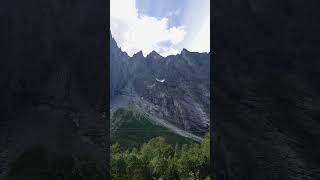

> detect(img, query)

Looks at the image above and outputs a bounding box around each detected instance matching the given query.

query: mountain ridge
[110,33,210,139]
[111,33,208,58]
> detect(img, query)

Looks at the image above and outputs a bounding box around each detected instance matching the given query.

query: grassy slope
[111,108,193,149]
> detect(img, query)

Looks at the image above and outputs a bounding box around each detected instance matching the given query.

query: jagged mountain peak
[146,50,162,59]
[110,35,129,58]
[181,48,190,54]
[110,36,210,137]
[132,51,144,59]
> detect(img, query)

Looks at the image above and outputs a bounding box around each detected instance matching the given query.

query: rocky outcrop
[213,0,320,179]
[0,1,108,179]
[110,35,210,136]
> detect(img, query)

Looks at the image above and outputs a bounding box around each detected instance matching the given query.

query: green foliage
[111,133,210,180]
[112,108,192,149]
[8,144,106,180]
[111,108,210,179]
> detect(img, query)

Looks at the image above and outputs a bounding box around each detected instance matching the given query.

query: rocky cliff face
[110,34,210,137]
[213,0,320,179]
[0,1,108,179]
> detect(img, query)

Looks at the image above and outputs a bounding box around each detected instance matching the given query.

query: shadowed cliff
[213,0,320,179]
[0,1,108,179]
[110,34,210,138]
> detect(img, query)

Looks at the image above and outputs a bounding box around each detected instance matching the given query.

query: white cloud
[110,0,186,57]
[186,16,210,52]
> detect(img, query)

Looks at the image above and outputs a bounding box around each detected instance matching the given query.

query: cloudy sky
[110,0,210,57]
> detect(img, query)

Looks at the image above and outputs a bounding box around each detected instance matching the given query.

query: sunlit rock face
[213,0,320,179]
[110,35,210,137]
[0,1,108,179]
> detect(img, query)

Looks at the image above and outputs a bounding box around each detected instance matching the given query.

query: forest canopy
[111,133,210,180]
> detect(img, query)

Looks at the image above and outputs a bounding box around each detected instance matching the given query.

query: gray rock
[110,35,210,137]
[213,0,320,179]
[0,1,108,178]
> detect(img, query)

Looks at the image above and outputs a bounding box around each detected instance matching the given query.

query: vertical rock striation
[0,1,108,179]
[213,0,320,179]
[110,35,210,137]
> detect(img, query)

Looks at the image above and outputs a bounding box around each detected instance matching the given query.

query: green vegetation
[7,144,106,180]
[111,108,210,179]
[111,134,210,180]
[112,108,192,149]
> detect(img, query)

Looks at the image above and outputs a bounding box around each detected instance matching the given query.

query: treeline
[112,108,191,149]
[111,133,210,180]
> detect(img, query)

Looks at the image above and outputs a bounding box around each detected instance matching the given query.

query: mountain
[0,1,108,179]
[110,33,210,140]
[111,108,192,149]
[213,1,320,179]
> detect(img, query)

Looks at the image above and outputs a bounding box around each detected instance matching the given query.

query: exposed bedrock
[213,0,320,179]
[0,1,108,179]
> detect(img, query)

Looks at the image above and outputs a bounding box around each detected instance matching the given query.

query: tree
[111,133,210,180]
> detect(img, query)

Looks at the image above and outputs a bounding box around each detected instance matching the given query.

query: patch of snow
[155,78,165,83]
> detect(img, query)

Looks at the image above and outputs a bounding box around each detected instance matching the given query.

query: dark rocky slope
[110,34,210,138]
[213,0,320,179]
[0,1,108,179]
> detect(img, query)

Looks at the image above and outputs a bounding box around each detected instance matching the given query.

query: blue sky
[136,0,186,27]
[111,0,210,57]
